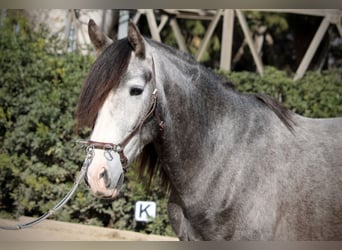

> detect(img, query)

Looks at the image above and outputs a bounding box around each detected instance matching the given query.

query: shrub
[217,66,342,118]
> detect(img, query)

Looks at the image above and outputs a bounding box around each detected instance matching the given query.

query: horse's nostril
[99,168,111,188]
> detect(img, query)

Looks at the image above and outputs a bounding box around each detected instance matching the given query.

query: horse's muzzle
[85,161,124,199]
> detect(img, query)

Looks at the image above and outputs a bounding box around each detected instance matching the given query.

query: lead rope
[0,146,94,230]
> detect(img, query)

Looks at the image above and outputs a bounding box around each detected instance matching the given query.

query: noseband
[77,57,164,172]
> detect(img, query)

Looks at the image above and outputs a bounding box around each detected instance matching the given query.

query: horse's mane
[254,93,295,132]
[76,38,132,129]
[218,80,294,132]
[138,143,171,193]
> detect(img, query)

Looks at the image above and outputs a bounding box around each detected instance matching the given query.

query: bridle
[76,56,164,172]
[0,57,164,230]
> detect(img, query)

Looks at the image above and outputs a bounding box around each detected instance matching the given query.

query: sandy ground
[0,216,178,241]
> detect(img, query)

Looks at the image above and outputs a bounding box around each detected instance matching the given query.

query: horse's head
[76,20,162,199]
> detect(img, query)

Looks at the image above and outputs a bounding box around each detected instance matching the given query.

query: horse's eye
[130,88,143,96]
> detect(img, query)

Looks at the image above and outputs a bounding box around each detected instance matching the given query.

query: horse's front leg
[167,193,200,240]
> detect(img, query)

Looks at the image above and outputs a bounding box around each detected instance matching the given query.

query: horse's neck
[155,53,250,193]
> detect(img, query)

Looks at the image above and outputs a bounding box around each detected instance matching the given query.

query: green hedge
[0,17,341,237]
[218,67,342,118]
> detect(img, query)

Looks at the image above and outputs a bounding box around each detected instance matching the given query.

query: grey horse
[76,20,342,240]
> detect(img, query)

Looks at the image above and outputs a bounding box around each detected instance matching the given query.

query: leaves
[0,15,92,220]
[217,66,342,118]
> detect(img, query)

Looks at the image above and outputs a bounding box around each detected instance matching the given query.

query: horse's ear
[127,20,146,59]
[88,19,112,55]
